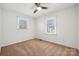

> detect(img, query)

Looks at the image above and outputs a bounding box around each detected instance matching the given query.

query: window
[45,17,56,34]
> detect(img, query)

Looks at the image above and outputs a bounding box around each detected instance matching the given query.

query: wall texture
[0,8,1,43]
[1,8,35,47]
[36,6,78,48]
[0,8,2,52]
[77,4,79,49]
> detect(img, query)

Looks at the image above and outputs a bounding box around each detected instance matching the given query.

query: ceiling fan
[33,3,48,13]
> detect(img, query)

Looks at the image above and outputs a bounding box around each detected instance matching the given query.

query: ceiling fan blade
[35,3,40,7]
[33,9,37,13]
[42,7,48,9]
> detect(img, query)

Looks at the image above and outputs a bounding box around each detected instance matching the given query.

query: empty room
[0,3,79,56]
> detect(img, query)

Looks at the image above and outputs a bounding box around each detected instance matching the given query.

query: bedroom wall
[0,8,2,52]
[36,5,78,48]
[77,4,79,49]
[0,8,1,43]
[1,8,35,47]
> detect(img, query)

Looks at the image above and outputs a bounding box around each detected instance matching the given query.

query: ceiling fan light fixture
[36,7,42,11]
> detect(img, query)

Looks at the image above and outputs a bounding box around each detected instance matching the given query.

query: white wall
[0,8,2,51]
[77,4,79,49]
[0,8,1,40]
[1,8,35,47]
[0,8,2,46]
[36,6,78,48]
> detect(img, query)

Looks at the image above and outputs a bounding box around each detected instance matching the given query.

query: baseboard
[35,38,78,50]
[1,38,34,47]
[1,38,79,51]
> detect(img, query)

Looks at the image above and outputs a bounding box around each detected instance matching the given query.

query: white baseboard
[0,38,78,50]
[36,38,78,49]
[0,38,34,47]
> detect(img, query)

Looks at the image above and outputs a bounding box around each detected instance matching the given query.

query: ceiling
[0,3,77,18]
